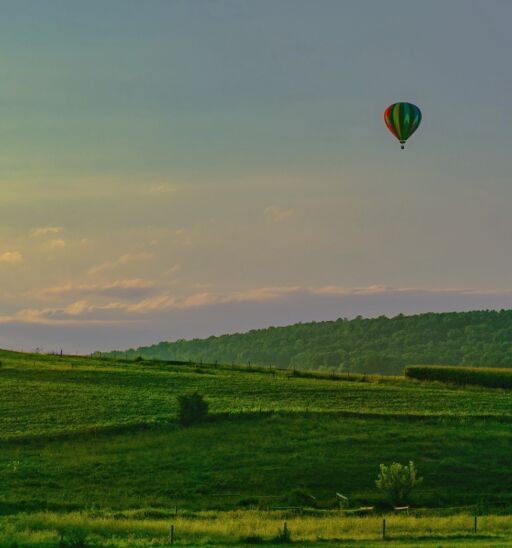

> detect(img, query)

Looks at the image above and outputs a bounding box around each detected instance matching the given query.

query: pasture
[1,350,512,545]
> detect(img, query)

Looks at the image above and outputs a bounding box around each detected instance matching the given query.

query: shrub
[283,488,317,507]
[273,522,292,543]
[405,365,512,389]
[177,391,209,426]
[376,461,422,506]
[239,534,264,544]
[237,497,260,508]
[58,526,88,548]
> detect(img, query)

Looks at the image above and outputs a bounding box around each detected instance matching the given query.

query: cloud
[31,226,64,238]
[38,285,409,317]
[147,184,177,194]
[264,206,294,222]
[39,279,156,300]
[7,301,126,325]
[0,287,296,324]
[42,238,67,250]
[0,251,23,264]
[9,285,512,341]
[88,252,153,275]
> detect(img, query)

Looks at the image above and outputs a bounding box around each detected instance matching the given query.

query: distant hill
[103,310,512,375]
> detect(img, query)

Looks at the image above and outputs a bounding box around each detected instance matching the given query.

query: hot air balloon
[384,102,422,149]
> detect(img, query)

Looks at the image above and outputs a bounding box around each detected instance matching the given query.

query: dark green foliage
[58,526,88,548]
[177,391,209,426]
[103,310,512,375]
[237,497,260,508]
[240,534,264,544]
[282,489,317,508]
[406,365,512,389]
[273,522,292,543]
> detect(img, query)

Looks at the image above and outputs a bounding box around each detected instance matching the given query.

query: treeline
[102,310,512,375]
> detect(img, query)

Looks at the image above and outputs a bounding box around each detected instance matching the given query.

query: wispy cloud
[30,226,64,238]
[264,206,294,222]
[0,251,23,264]
[41,238,67,250]
[88,252,153,275]
[147,184,177,194]
[39,279,156,300]
[6,301,126,325]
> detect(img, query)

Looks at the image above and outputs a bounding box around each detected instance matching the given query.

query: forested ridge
[104,310,512,375]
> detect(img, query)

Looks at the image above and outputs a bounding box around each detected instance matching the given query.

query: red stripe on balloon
[384,105,399,140]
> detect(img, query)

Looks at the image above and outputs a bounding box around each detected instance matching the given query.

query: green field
[1,350,512,546]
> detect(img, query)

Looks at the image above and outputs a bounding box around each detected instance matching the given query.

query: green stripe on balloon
[393,104,402,141]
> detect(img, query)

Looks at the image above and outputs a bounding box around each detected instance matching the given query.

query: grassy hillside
[102,309,512,375]
[2,349,512,545]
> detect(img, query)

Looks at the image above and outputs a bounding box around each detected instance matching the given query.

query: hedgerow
[405,365,512,389]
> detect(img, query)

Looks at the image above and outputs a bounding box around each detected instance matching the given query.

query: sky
[1,0,512,353]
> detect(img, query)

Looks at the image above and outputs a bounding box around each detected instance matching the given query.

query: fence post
[382,518,386,540]
[474,515,477,533]
[169,524,174,545]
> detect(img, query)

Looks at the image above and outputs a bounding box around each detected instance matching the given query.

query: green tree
[177,391,209,426]
[375,461,422,506]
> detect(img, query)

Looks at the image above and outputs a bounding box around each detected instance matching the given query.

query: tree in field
[375,461,422,506]
[177,391,209,426]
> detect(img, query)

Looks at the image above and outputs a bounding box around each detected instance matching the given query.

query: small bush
[273,522,292,543]
[376,461,422,506]
[177,391,209,426]
[282,488,317,507]
[237,497,260,508]
[239,534,264,544]
[58,526,88,548]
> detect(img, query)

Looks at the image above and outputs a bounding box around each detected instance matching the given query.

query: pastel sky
[1,1,512,353]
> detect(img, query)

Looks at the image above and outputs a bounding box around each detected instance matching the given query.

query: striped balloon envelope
[384,102,422,149]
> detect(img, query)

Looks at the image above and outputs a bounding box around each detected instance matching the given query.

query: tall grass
[3,510,512,545]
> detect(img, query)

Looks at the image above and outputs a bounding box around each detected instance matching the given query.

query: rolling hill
[103,309,512,375]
